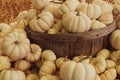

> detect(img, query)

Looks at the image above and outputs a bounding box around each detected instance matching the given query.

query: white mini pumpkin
[62,12,91,33]
[2,31,30,61]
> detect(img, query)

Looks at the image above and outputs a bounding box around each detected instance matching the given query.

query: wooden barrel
[26,21,116,59]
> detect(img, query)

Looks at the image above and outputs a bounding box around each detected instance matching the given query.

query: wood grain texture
[26,21,116,59]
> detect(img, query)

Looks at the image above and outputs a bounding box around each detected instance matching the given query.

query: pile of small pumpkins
[0,0,120,80]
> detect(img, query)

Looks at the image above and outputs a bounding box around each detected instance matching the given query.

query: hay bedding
[0,0,31,23]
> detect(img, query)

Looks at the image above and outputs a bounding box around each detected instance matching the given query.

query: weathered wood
[26,21,116,59]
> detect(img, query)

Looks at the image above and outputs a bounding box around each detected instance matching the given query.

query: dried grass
[0,0,32,23]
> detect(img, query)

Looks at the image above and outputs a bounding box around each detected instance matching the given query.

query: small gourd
[106,60,116,69]
[26,74,39,80]
[100,68,117,80]
[96,49,111,59]
[25,44,42,62]
[0,56,11,71]
[41,50,56,61]
[14,60,31,71]
[90,57,106,74]
[39,61,56,77]
[110,30,120,50]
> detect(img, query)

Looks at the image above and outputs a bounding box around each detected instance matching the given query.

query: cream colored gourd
[17,19,28,29]
[0,23,11,38]
[98,13,113,25]
[2,31,30,61]
[61,28,68,34]
[93,0,113,15]
[31,0,50,11]
[43,3,61,18]
[90,57,106,74]
[14,60,31,71]
[0,69,26,80]
[0,56,11,71]
[35,60,43,68]
[114,0,120,4]
[16,11,28,22]
[25,44,42,62]
[11,28,26,35]
[47,28,59,34]
[91,20,106,30]
[41,50,56,61]
[26,9,37,21]
[110,51,120,64]
[56,0,79,19]
[39,61,56,77]
[96,49,111,59]
[106,60,116,69]
[53,19,63,32]
[62,12,91,33]
[100,68,117,80]
[40,75,60,80]
[55,57,69,69]
[72,56,90,63]
[60,60,96,80]
[26,74,39,80]
[94,74,101,80]
[29,11,54,33]
[77,3,101,19]
[116,65,120,75]
[110,30,120,50]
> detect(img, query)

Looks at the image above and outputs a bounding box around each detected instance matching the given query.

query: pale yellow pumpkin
[55,57,69,69]
[47,28,59,34]
[100,68,117,80]
[116,65,120,75]
[110,30,120,50]
[2,31,30,61]
[90,57,106,74]
[91,20,106,30]
[53,19,63,32]
[61,28,68,34]
[26,9,37,21]
[96,49,111,59]
[29,11,54,33]
[10,22,17,29]
[93,0,113,15]
[60,61,96,80]
[114,0,120,4]
[25,44,42,62]
[26,74,39,80]
[39,61,56,77]
[62,12,91,33]
[16,19,28,29]
[0,69,26,80]
[106,60,116,69]
[72,56,90,63]
[0,56,11,71]
[40,74,60,80]
[14,60,31,71]
[11,28,26,35]
[77,3,101,19]
[56,0,79,19]
[43,3,61,18]
[16,11,28,22]
[0,23,11,38]
[31,0,50,11]
[98,13,113,25]
[110,51,120,64]
[94,74,101,80]
[41,50,56,61]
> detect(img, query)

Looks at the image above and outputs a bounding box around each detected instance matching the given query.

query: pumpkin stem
[78,56,92,62]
